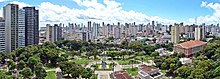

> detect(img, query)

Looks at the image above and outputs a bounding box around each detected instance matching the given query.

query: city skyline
[1,0,220,27]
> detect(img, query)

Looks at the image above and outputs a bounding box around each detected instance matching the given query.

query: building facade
[18,9,25,48]
[138,64,163,79]
[174,40,207,57]
[0,18,5,52]
[4,4,19,53]
[195,26,201,40]
[46,24,62,42]
[171,23,180,44]
[23,7,39,46]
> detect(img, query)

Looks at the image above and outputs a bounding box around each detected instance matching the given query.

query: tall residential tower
[3,4,19,53]
[23,7,39,46]
[171,23,180,44]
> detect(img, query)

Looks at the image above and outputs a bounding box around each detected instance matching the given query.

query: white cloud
[188,1,220,24]
[0,0,7,2]
[4,0,178,27]
[0,9,2,17]
[10,1,31,8]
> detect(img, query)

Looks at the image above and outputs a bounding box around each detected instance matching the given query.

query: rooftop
[174,40,207,49]
[139,64,158,73]
[112,71,134,79]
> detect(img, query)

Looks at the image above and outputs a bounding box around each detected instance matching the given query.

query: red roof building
[138,64,163,79]
[174,40,207,57]
[111,71,134,79]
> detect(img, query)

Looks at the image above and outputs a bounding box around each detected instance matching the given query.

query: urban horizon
[1,0,220,27]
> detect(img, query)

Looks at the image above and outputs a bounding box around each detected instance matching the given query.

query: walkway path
[95,71,112,79]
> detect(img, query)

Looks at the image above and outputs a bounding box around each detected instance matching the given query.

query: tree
[59,62,75,77]
[167,43,173,51]
[188,69,205,79]
[0,70,12,79]
[81,68,93,79]
[20,67,33,79]
[27,56,40,69]
[58,54,69,62]
[174,66,192,78]
[59,61,82,78]
[34,63,47,79]
[18,60,25,70]
[106,51,117,60]
[91,50,101,60]
[150,51,159,57]
[161,62,168,70]
[71,65,82,79]
[128,41,144,52]
[108,36,114,41]
[121,51,128,60]
[168,63,176,74]
[213,66,220,77]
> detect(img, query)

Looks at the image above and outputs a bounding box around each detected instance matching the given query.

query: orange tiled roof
[175,40,207,49]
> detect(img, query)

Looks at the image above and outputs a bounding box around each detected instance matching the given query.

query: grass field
[115,60,140,65]
[71,58,94,65]
[124,68,139,76]
[46,71,57,79]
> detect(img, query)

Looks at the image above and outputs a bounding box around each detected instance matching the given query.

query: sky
[0,0,220,27]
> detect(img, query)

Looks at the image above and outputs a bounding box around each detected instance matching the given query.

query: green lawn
[115,60,140,65]
[45,67,56,70]
[124,68,139,76]
[95,64,113,70]
[134,55,153,62]
[46,71,57,79]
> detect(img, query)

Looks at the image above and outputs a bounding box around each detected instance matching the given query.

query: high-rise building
[0,18,5,52]
[46,24,62,42]
[201,23,206,40]
[23,7,39,46]
[92,22,99,39]
[195,26,201,40]
[195,24,206,40]
[4,4,19,53]
[171,23,180,44]
[88,21,92,31]
[179,23,185,34]
[39,27,46,45]
[152,21,155,32]
[114,22,121,39]
[18,9,25,48]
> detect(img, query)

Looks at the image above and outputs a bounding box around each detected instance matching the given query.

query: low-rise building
[138,64,163,79]
[173,40,207,57]
[111,71,134,79]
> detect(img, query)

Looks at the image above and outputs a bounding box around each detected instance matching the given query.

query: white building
[4,4,19,53]
[138,64,163,79]
[171,23,180,44]
[195,26,201,40]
